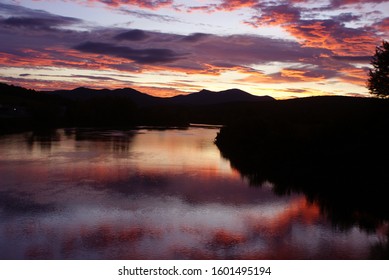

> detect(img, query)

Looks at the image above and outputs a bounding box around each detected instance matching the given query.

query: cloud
[182,34,328,64]
[241,65,340,84]
[331,13,362,22]
[0,3,52,17]
[284,88,312,94]
[186,5,218,13]
[338,66,369,86]
[288,20,375,55]
[0,2,377,92]
[0,3,82,32]
[74,41,185,64]
[216,0,260,11]
[0,18,336,83]
[118,8,180,22]
[253,4,301,26]
[330,0,388,7]
[279,67,336,81]
[87,0,173,9]
[181,33,209,43]
[1,16,82,31]
[246,4,378,57]
[114,29,149,41]
[0,15,368,90]
[373,17,389,36]
[331,55,371,63]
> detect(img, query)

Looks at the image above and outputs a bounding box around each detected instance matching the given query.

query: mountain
[48,87,274,107]
[50,87,163,107]
[1,82,276,130]
[170,89,274,105]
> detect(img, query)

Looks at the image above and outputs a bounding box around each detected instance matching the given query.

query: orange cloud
[280,68,325,81]
[241,66,335,84]
[0,48,127,70]
[247,4,379,57]
[216,0,259,11]
[338,66,369,86]
[285,22,376,56]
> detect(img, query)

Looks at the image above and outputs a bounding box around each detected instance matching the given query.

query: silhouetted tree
[368,41,389,98]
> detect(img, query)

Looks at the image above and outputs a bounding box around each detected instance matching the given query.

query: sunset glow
[1,0,388,98]
[0,128,379,259]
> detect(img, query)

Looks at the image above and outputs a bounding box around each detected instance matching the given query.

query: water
[0,127,385,259]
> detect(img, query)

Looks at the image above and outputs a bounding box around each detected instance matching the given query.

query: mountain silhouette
[1,82,275,130]
[169,89,274,105]
[50,87,163,107]
[49,87,274,107]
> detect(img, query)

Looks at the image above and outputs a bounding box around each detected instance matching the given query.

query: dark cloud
[71,74,134,82]
[190,34,331,65]
[0,3,49,17]
[74,41,184,64]
[1,16,82,31]
[181,33,209,43]
[284,88,311,94]
[332,55,371,62]
[34,73,134,82]
[114,29,149,41]
[0,3,82,32]
[331,13,362,22]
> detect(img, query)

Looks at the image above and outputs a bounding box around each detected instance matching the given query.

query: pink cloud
[216,0,260,11]
[246,4,378,57]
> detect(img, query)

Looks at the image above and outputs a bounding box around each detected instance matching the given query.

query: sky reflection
[0,128,383,259]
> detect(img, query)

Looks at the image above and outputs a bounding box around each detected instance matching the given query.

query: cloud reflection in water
[0,128,382,259]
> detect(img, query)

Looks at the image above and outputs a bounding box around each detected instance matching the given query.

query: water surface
[0,127,385,259]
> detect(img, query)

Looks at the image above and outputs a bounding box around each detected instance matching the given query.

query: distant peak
[221,88,250,94]
[74,86,90,91]
[198,89,213,94]
[71,87,102,93]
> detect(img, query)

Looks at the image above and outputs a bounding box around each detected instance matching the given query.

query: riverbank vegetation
[215,96,389,245]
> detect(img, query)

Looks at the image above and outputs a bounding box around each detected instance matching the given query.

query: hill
[0,82,275,130]
[48,87,274,107]
[169,89,274,105]
[49,87,163,107]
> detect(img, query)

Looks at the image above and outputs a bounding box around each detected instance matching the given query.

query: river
[0,127,385,259]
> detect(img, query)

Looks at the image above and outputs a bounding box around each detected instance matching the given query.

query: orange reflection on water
[8,194,372,259]
[0,128,382,259]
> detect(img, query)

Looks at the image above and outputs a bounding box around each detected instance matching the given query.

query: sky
[0,0,388,98]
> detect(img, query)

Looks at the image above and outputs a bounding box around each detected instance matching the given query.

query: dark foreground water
[0,127,386,259]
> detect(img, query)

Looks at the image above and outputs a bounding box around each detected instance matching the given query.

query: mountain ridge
[46,86,274,107]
